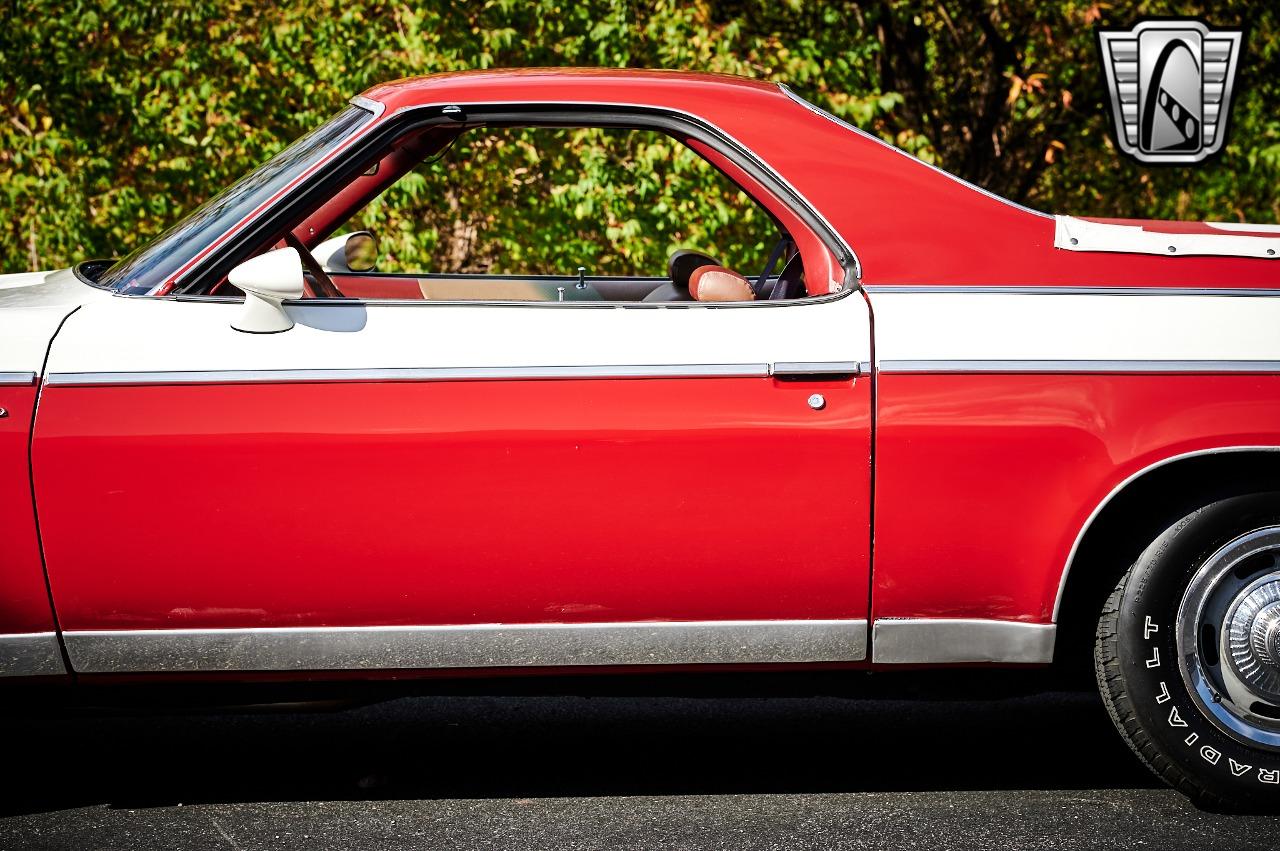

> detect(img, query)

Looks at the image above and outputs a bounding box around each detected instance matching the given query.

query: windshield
[94,104,375,295]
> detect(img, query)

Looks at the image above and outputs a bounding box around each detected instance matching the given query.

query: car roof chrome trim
[62,619,869,672]
[0,371,37,386]
[1054,447,1280,621]
[348,95,387,118]
[778,84,1051,220]
[864,285,1280,297]
[879,359,1280,374]
[45,363,774,387]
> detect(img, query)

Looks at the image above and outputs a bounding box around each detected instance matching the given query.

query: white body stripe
[45,292,872,377]
[0,316,66,375]
[870,291,1280,368]
[0,270,107,374]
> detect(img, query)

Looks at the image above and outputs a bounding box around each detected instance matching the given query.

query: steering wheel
[769,252,805,300]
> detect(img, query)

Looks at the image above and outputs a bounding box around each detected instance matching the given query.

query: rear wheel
[1095,492,1280,811]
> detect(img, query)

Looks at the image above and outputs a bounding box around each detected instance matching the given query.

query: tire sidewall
[1118,494,1280,805]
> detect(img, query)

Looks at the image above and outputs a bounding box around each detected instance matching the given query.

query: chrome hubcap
[1178,526,1280,750]
[1226,581,1280,703]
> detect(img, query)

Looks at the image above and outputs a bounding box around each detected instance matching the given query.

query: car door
[32,289,873,673]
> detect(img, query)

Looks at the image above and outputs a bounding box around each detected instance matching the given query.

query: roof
[361,68,786,113]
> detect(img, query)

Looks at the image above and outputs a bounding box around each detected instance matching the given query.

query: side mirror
[228,247,305,334]
[311,231,379,274]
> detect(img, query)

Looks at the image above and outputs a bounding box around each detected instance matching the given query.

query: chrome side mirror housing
[311,231,379,274]
[228,247,305,334]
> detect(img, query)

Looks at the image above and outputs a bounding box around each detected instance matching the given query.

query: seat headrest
[689,266,755,302]
[667,250,720,293]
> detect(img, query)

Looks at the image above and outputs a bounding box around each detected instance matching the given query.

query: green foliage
[355,127,768,275]
[2,1,1277,274]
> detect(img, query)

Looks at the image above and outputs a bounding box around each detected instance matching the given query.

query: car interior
[205,122,816,305]
[288,240,807,304]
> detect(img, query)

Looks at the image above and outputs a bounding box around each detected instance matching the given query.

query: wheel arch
[1053,446,1280,675]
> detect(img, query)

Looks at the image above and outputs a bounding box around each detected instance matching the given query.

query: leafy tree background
[348,126,774,275]
[1,0,1276,275]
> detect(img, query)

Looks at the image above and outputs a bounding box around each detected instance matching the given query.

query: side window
[266,122,831,304]
[353,127,769,279]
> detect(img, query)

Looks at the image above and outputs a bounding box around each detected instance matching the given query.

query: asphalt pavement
[3,673,1278,849]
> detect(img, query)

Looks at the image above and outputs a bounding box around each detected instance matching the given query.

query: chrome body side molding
[871,618,1056,665]
[46,364,770,387]
[63,619,869,673]
[0,632,67,677]
[879,359,1280,374]
[44,360,1280,385]
[0,371,37,386]
[770,360,862,377]
[45,361,869,387]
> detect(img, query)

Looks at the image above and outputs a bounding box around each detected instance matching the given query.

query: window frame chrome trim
[0,632,68,677]
[871,618,1056,664]
[171,98,861,297]
[878,359,1280,375]
[119,104,382,296]
[0,371,37,386]
[62,619,869,673]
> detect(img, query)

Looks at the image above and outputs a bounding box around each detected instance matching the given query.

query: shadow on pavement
[3,671,1153,815]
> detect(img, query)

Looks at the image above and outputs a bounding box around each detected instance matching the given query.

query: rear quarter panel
[867,289,1280,626]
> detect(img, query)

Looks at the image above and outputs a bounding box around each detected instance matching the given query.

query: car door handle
[770,361,862,380]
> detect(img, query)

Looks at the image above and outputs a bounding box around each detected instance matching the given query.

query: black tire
[1095,492,1280,812]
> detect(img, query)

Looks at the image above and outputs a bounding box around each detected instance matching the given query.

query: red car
[3,69,1280,810]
